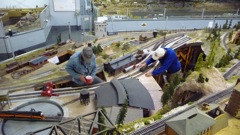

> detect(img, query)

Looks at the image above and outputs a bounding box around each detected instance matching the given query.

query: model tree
[223,19,228,29]
[161,89,170,105]
[92,46,99,54]
[206,41,217,67]
[116,99,128,128]
[116,41,121,47]
[195,53,205,71]
[56,33,61,44]
[234,21,240,31]
[97,44,103,52]
[228,31,233,42]
[197,73,205,83]
[228,19,232,29]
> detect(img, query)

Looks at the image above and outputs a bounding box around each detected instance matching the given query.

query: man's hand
[145,72,152,77]
[139,63,147,68]
[79,75,86,83]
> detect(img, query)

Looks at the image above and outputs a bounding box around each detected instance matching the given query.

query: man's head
[152,48,166,60]
[82,47,93,63]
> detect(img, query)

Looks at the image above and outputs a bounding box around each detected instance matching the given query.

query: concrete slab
[215,117,240,135]
[138,75,163,114]
[52,94,97,118]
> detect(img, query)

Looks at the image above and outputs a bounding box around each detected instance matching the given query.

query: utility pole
[126,8,128,19]
[89,16,92,34]
[237,8,239,18]
[68,22,71,39]
[165,16,168,31]
[201,8,205,19]
[163,8,166,18]
[90,0,94,33]
[81,33,84,43]
[111,17,114,32]
[8,37,15,58]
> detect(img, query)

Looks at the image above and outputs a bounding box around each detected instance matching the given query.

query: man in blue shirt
[65,47,103,86]
[140,47,181,82]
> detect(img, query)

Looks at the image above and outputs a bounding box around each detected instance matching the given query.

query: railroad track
[9,82,107,101]
[223,61,240,79]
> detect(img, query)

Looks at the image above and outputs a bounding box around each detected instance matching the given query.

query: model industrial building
[225,83,240,118]
[165,103,228,135]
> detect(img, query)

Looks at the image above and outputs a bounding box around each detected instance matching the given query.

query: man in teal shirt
[65,47,103,86]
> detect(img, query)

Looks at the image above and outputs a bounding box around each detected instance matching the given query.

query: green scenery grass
[118,105,170,133]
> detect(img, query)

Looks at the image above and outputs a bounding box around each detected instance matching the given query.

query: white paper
[48,56,59,64]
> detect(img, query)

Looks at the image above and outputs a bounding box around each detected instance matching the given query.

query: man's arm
[152,57,174,76]
[146,57,155,66]
[65,59,81,79]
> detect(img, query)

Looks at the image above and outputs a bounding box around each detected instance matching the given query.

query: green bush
[144,120,150,125]
[93,38,98,43]
[152,114,162,121]
[197,73,205,83]
[116,41,121,47]
[220,68,226,72]
[102,53,109,59]
[121,126,135,133]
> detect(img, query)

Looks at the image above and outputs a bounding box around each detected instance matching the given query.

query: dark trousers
[73,76,104,87]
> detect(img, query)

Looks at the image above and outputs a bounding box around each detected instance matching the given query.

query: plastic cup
[85,76,93,84]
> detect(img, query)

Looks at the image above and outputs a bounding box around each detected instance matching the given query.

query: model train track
[223,61,240,79]
[9,82,107,100]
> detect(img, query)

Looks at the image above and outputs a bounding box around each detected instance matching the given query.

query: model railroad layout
[1,32,238,134]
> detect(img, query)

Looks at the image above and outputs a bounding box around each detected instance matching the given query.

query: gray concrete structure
[106,18,240,32]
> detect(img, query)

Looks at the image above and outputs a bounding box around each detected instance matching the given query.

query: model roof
[29,56,48,65]
[108,53,136,70]
[166,107,216,135]
[94,78,155,110]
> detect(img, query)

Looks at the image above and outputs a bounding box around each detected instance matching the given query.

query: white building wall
[95,23,107,38]
[106,19,240,32]
[49,0,80,26]
[0,0,49,8]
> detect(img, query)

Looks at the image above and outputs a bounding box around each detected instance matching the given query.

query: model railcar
[0,110,45,120]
